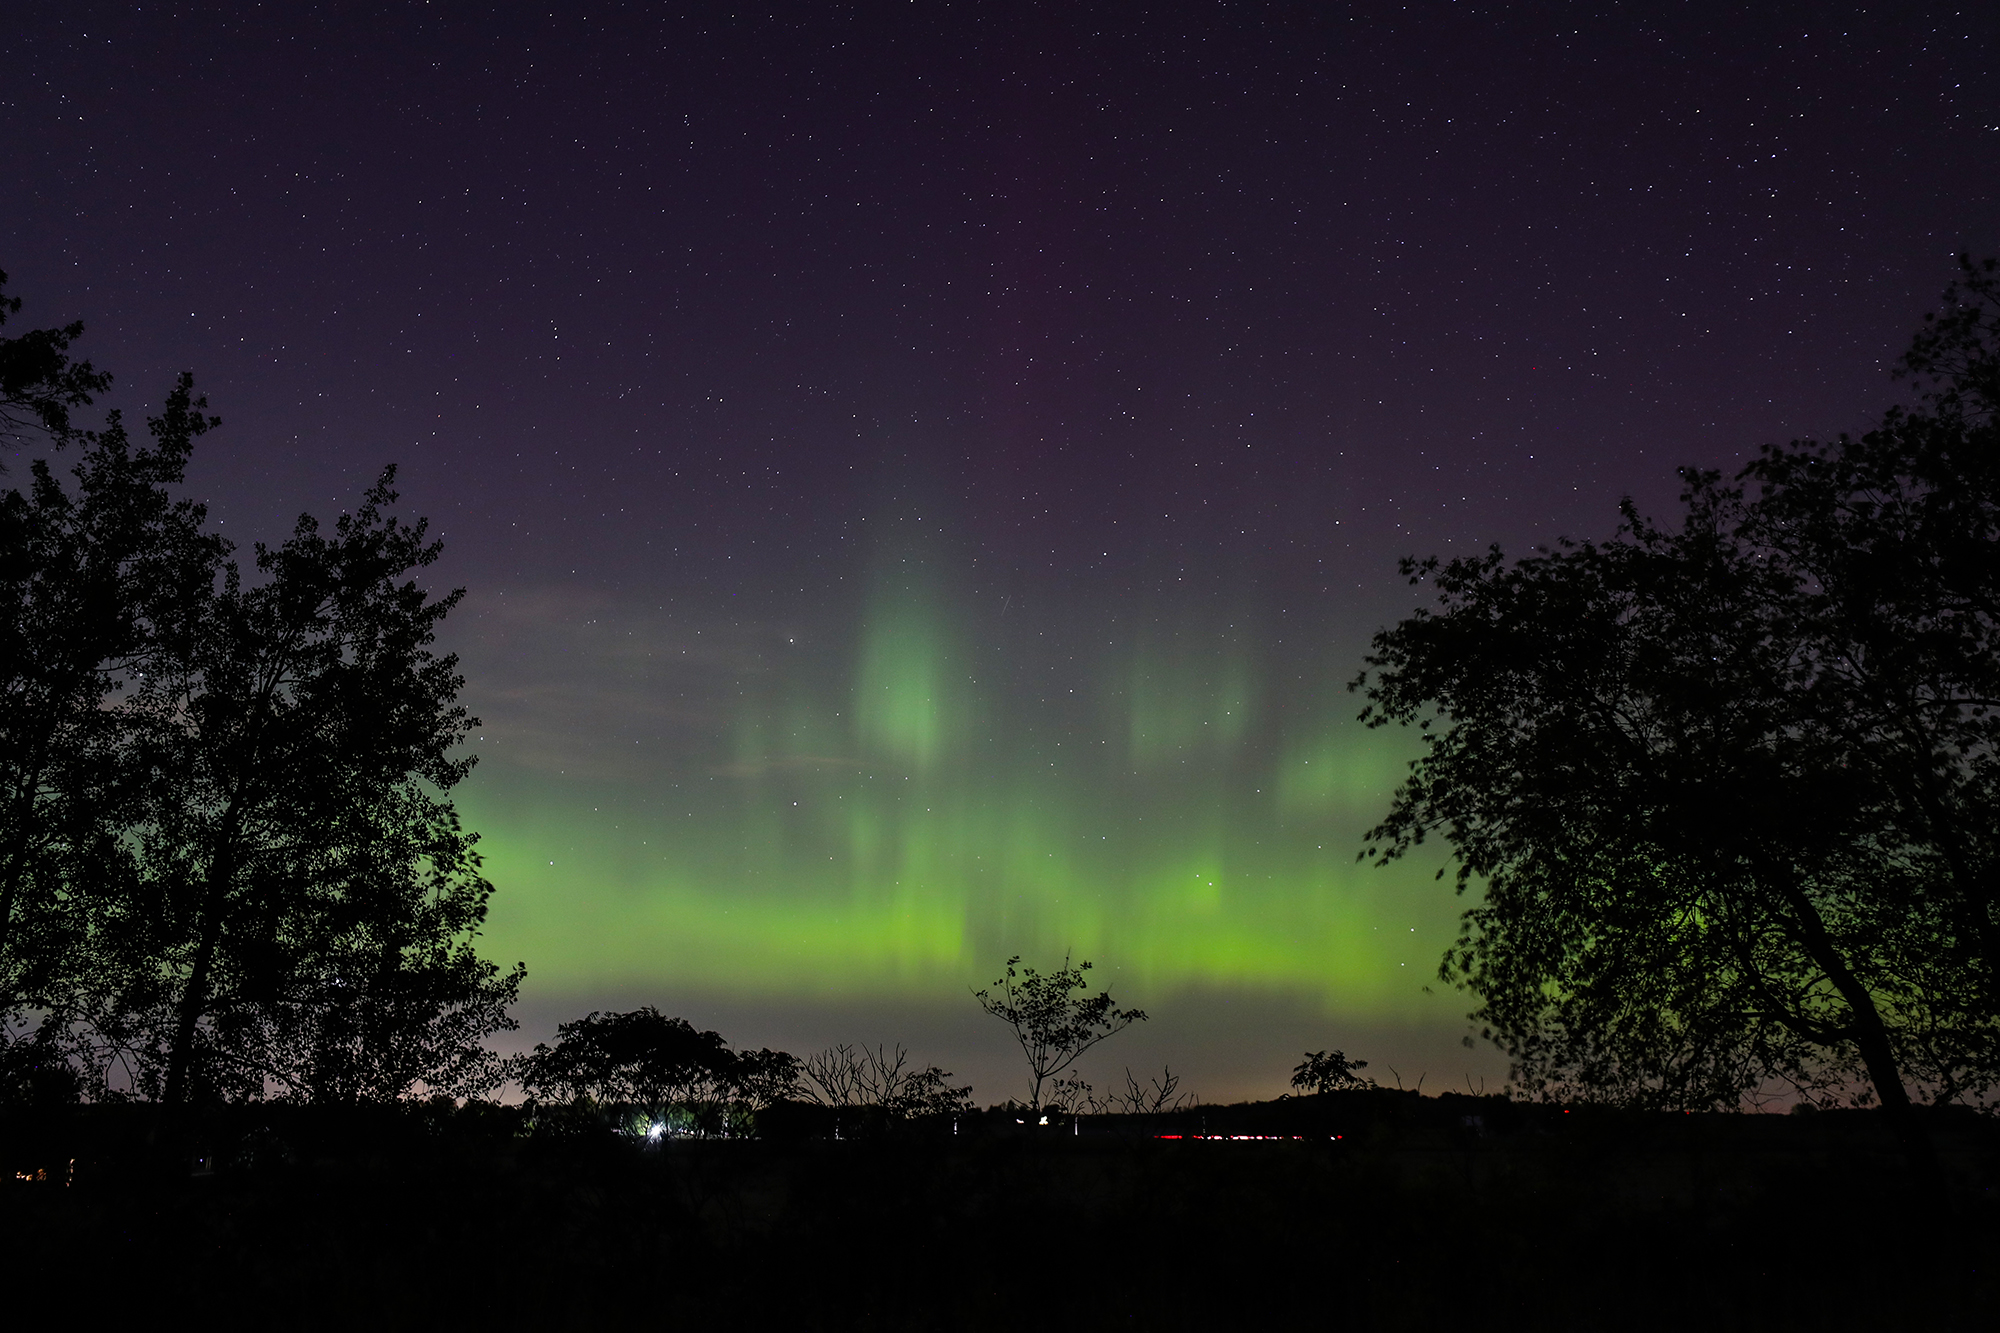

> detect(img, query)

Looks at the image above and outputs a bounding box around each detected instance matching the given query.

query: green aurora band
[455,524,1468,1027]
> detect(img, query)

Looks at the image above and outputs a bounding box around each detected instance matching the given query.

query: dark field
[5,1093,1993,1330]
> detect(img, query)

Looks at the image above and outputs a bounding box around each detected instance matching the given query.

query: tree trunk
[161,916,220,1107]
[1769,872,1944,1196]
[0,747,49,973]
[162,842,234,1108]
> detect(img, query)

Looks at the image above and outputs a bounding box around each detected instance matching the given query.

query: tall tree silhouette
[2,270,521,1107]
[1353,258,2000,1181]
[107,470,521,1105]
[1,277,221,1065]
[1733,258,2000,1026]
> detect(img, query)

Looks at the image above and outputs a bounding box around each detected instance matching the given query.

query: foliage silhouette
[0,272,521,1107]
[100,469,522,1106]
[1353,256,2000,1182]
[1,371,222,1066]
[0,268,111,452]
[1291,1049,1372,1094]
[974,952,1145,1113]
[522,1008,801,1137]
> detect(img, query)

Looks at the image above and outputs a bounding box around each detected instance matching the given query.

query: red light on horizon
[1150,1134,1333,1142]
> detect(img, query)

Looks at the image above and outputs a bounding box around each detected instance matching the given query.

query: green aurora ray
[454,520,1468,1025]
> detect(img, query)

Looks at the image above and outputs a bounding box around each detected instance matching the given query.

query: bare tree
[1106,1065,1193,1113]
[800,1042,869,1106]
[799,1041,970,1118]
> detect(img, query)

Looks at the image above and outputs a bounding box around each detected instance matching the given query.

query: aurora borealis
[5,3,1997,1100]
[459,519,1436,1001]
[447,497,1479,1098]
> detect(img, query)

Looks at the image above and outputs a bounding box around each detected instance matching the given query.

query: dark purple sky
[6,2,1997,1099]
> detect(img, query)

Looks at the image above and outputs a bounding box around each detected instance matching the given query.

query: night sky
[6,2,1996,1101]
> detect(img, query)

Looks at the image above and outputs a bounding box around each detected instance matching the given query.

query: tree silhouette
[1104,1064,1193,1113]
[524,1008,742,1106]
[0,268,111,452]
[974,952,1145,1114]
[1291,1050,1371,1095]
[522,1008,802,1137]
[2,280,222,1077]
[1732,258,2000,1029]
[99,469,521,1105]
[798,1042,972,1118]
[4,271,523,1107]
[1353,256,2000,1181]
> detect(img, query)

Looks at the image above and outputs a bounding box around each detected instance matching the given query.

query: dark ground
[4,1092,1993,1330]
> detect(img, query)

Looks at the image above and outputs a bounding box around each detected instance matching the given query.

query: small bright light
[647,1122,664,1142]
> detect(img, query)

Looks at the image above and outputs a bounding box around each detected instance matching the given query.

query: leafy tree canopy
[521,1007,799,1111]
[974,952,1145,1114]
[1353,257,2000,1178]
[1291,1049,1371,1095]
[0,271,521,1110]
